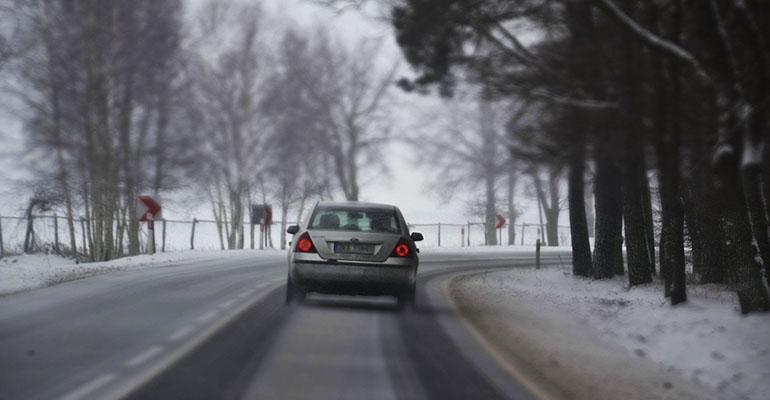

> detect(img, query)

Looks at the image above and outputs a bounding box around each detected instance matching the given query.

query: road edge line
[440,276,556,400]
[103,281,283,400]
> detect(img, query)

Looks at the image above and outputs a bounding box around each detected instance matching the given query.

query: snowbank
[450,266,770,400]
[0,249,283,296]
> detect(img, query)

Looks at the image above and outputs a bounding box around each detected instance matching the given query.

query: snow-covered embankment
[0,249,282,296]
[449,266,769,400]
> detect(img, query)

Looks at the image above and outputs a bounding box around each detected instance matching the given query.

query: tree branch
[593,0,712,85]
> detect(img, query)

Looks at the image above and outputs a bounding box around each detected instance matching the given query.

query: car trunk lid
[308,231,400,262]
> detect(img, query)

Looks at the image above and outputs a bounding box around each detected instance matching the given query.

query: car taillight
[391,239,410,258]
[295,232,316,253]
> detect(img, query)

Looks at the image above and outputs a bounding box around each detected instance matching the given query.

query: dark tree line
[388,0,770,313]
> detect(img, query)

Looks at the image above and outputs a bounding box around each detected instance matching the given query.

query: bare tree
[307,33,397,201]
[9,0,183,260]
[416,86,522,245]
[186,1,268,249]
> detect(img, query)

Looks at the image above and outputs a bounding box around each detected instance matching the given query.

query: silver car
[285,201,423,308]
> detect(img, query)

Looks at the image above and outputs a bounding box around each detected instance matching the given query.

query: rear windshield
[308,207,400,233]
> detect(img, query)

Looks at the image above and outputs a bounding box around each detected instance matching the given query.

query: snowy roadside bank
[449,266,769,400]
[0,249,283,296]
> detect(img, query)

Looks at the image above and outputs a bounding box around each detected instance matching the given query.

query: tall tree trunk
[659,142,685,303]
[593,147,623,279]
[617,15,652,286]
[280,199,289,250]
[706,0,769,312]
[714,116,770,312]
[742,114,770,278]
[682,103,729,284]
[507,171,517,245]
[484,172,497,246]
[648,1,685,301]
[546,166,560,247]
[585,180,595,239]
[569,127,593,276]
[623,146,652,286]
[640,166,655,276]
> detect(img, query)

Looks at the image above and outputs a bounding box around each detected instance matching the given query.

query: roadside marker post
[251,204,272,250]
[495,214,506,246]
[146,213,155,255]
[467,222,471,247]
[535,239,541,269]
[138,196,161,255]
[161,218,167,252]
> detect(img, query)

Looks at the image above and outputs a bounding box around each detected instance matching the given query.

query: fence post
[0,217,4,259]
[53,214,59,252]
[467,222,471,247]
[461,226,465,247]
[147,214,155,255]
[259,224,264,250]
[161,218,167,252]
[437,223,441,247]
[536,239,541,269]
[520,223,526,246]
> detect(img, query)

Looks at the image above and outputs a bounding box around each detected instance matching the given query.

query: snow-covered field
[451,266,770,400]
[0,249,283,296]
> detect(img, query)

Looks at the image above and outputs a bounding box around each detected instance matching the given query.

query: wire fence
[409,222,572,248]
[0,214,572,257]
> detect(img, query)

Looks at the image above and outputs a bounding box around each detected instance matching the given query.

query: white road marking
[124,345,164,368]
[218,299,237,309]
[59,373,116,400]
[237,289,254,298]
[98,282,279,400]
[168,325,196,342]
[196,310,218,323]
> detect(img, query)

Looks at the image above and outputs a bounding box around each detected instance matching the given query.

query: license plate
[334,242,374,255]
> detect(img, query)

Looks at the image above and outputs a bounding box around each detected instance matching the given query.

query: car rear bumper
[290,254,416,295]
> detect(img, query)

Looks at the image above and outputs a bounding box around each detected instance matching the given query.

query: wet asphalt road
[0,250,569,400]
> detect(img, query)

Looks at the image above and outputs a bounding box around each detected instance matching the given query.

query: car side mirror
[287,225,299,235]
[410,232,424,242]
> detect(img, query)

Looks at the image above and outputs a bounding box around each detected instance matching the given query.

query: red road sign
[138,196,161,222]
[495,214,506,229]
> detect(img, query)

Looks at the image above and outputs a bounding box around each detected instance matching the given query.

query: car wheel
[285,276,305,304]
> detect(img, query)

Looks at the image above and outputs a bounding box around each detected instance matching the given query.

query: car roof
[315,201,398,210]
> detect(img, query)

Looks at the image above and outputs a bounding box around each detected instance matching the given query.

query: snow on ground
[0,249,283,296]
[451,266,770,400]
